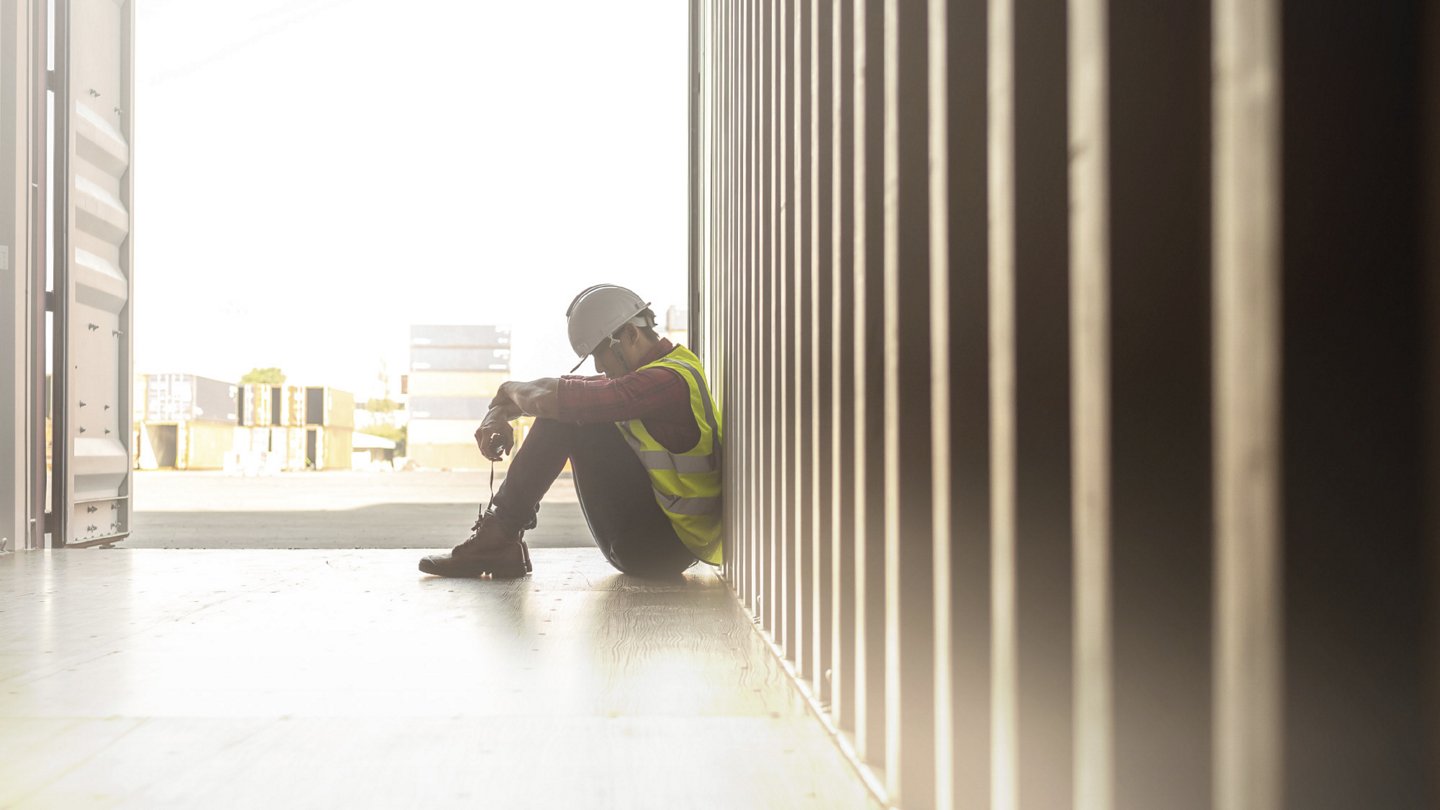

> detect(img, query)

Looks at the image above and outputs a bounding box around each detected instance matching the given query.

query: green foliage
[362,398,402,413]
[239,367,286,385]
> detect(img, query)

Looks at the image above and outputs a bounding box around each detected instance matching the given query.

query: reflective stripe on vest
[631,448,720,475]
[656,492,722,515]
[615,346,724,564]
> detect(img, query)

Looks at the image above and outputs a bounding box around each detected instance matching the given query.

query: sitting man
[419,284,723,578]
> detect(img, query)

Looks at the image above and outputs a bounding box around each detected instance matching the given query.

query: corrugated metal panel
[1213,0,1281,805]
[283,426,305,471]
[142,376,178,422]
[408,396,492,421]
[326,389,355,429]
[408,441,485,471]
[136,423,175,469]
[0,0,33,552]
[192,376,239,424]
[231,426,267,453]
[409,347,512,372]
[134,420,232,470]
[302,386,355,428]
[320,426,353,470]
[407,418,482,446]
[407,370,508,398]
[693,0,1440,807]
[284,385,305,427]
[143,373,238,423]
[52,0,133,546]
[409,324,511,348]
[304,387,323,426]
[180,421,233,470]
[237,384,274,427]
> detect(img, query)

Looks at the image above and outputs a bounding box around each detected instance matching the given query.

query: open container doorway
[105,0,690,550]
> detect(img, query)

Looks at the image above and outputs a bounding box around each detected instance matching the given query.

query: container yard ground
[128,470,592,551]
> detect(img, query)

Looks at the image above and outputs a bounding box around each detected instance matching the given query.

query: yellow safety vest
[615,345,724,565]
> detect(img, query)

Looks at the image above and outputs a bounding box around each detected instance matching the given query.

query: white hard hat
[565,284,653,372]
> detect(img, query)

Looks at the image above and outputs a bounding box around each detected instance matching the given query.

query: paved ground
[128,470,595,550]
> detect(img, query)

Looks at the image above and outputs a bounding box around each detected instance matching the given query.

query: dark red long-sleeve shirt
[555,339,701,454]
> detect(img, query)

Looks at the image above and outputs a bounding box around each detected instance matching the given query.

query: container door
[51,0,134,546]
[288,427,306,470]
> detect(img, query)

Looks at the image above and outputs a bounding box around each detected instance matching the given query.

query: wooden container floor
[0,548,877,809]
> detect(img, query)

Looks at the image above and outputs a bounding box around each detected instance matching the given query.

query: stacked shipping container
[407,325,510,470]
[665,305,690,346]
[134,374,238,470]
[235,384,355,471]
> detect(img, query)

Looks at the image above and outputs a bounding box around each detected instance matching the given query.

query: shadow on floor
[126,501,594,550]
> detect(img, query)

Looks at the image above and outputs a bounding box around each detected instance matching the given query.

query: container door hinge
[44,291,55,311]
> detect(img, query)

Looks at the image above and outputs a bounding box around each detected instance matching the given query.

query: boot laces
[458,506,496,548]
[460,460,502,546]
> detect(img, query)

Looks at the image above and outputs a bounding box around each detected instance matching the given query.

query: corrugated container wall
[136,421,231,470]
[410,324,511,348]
[691,1,1440,808]
[409,348,512,373]
[143,374,238,424]
[406,371,509,399]
[304,387,355,429]
[237,385,274,428]
[408,397,493,421]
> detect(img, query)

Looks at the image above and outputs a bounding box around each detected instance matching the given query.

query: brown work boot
[418,507,533,578]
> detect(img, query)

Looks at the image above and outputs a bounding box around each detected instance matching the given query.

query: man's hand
[474,385,526,461]
[474,410,515,461]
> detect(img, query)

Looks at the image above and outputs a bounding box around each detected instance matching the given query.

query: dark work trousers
[490,418,696,577]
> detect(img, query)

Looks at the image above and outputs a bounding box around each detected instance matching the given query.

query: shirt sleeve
[555,366,691,424]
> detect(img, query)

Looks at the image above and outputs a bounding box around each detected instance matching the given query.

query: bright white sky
[132,0,688,398]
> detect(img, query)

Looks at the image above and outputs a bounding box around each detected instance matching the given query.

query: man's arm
[474,378,559,461]
[493,378,559,419]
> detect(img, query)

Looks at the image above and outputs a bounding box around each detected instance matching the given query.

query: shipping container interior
[1,1,1438,808]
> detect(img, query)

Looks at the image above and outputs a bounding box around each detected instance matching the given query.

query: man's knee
[508,417,573,461]
[527,416,568,435]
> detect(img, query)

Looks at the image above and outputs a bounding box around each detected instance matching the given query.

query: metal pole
[26,0,46,550]
[1212,0,1281,805]
[47,0,66,547]
[0,0,27,553]
[688,0,702,358]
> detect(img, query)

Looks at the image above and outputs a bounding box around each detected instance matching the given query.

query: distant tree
[362,398,402,413]
[240,367,286,385]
